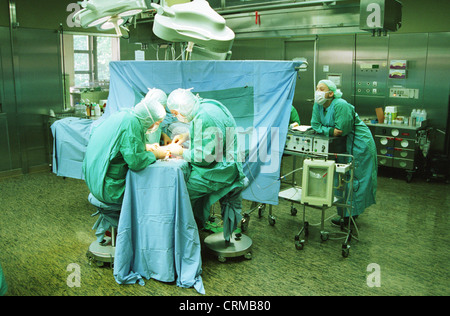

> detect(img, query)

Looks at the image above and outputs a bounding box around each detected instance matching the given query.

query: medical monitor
[301,159,335,207]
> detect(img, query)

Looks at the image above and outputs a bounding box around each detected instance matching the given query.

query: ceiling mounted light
[152,0,235,53]
[100,17,125,30]
[73,0,147,36]
[87,15,111,28]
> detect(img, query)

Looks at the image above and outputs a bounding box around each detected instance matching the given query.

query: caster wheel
[295,240,304,250]
[218,255,226,263]
[244,252,252,260]
[290,207,298,216]
[320,233,329,241]
[268,215,276,226]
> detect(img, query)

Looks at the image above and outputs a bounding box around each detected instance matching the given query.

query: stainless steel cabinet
[367,123,427,181]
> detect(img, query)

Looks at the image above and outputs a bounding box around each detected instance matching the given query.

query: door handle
[306,99,314,102]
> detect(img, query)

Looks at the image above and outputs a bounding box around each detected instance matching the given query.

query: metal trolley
[277,150,359,257]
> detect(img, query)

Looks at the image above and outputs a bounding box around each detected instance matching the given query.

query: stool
[86,193,121,267]
[204,178,253,263]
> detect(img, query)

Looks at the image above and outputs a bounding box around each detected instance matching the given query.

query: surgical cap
[133,90,167,129]
[167,88,199,122]
[318,79,343,99]
[143,88,167,107]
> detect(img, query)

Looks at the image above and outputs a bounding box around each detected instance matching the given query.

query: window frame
[73,35,98,86]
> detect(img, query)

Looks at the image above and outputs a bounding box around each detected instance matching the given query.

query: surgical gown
[290,105,301,125]
[311,98,377,217]
[83,110,156,205]
[182,99,246,228]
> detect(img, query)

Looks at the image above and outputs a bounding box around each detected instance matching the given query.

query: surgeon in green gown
[289,105,301,128]
[166,88,246,229]
[311,80,377,225]
[83,88,169,205]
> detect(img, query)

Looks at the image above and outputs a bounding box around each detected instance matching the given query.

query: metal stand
[278,151,359,257]
[293,202,357,257]
[204,232,253,263]
[86,227,116,267]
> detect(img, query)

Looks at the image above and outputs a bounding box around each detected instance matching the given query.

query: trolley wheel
[244,252,252,260]
[290,206,298,216]
[320,232,329,241]
[342,244,350,258]
[295,240,304,250]
[268,215,276,226]
[218,255,226,263]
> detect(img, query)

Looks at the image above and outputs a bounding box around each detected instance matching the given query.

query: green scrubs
[290,105,301,125]
[311,98,377,217]
[83,110,156,205]
[182,99,246,226]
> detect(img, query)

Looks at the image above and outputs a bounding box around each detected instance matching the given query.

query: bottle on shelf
[420,109,427,126]
[410,109,417,127]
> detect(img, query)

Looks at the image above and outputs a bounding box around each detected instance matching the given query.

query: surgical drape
[105,60,300,205]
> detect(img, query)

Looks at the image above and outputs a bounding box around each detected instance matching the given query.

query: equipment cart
[277,150,359,257]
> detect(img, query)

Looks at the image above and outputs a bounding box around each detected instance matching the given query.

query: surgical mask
[315,90,330,105]
[176,114,190,123]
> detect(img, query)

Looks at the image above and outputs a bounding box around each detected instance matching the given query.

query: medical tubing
[245,162,302,191]
[307,212,337,227]
[278,167,304,181]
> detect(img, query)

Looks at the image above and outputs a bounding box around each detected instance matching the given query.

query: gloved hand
[172,132,189,145]
[166,143,184,157]
[146,143,169,159]
[161,132,172,145]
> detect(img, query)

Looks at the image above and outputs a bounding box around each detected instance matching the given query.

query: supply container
[385,106,398,121]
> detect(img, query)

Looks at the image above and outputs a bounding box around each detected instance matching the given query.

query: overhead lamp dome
[73,0,147,35]
[151,0,235,53]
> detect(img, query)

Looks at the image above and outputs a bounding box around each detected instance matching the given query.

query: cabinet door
[393,159,414,170]
[0,115,12,171]
[377,155,393,167]
[393,147,415,160]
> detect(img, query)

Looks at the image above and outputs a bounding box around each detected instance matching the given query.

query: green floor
[0,159,449,296]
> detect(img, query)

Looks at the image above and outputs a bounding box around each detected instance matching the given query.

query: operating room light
[87,16,111,28]
[100,18,125,30]
[73,0,147,36]
[118,9,143,17]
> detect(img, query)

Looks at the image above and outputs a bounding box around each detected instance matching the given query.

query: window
[72,35,118,87]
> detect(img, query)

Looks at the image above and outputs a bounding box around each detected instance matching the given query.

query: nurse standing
[311,80,377,225]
